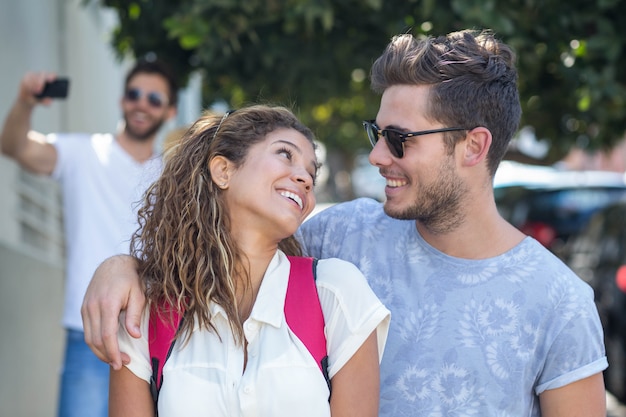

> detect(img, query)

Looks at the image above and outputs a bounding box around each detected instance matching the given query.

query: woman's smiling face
[223,127,318,241]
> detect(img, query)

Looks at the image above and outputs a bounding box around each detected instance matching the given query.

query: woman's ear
[209,156,231,189]
[461,127,492,167]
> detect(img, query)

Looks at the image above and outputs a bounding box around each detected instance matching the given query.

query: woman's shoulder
[314,258,369,290]
[316,257,362,272]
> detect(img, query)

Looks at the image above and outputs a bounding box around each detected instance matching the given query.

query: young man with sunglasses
[81,30,607,416]
[0,58,177,417]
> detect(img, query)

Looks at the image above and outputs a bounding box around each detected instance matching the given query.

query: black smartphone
[35,78,70,99]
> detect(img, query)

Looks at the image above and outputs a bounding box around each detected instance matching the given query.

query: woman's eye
[278,147,293,159]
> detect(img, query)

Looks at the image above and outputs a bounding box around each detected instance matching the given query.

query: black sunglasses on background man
[124,88,168,109]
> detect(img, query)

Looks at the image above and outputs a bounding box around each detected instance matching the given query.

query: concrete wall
[0,0,127,136]
[0,157,64,417]
[0,241,64,416]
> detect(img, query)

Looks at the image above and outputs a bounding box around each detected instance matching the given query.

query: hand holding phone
[35,78,70,99]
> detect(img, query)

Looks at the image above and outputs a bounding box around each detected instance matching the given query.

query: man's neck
[115,132,156,163]
[416,204,525,260]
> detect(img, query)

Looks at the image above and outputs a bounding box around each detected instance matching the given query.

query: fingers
[81,254,144,370]
[82,284,123,368]
[125,285,146,339]
[81,296,103,359]
[120,352,131,366]
[19,72,57,106]
[100,310,123,370]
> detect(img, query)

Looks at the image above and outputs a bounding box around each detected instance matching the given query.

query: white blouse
[118,251,391,417]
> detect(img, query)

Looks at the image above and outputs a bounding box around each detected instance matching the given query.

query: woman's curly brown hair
[130,104,316,344]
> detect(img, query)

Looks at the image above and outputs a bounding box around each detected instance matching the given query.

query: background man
[0,59,177,417]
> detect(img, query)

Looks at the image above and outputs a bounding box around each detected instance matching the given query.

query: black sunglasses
[124,88,168,109]
[362,120,467,158]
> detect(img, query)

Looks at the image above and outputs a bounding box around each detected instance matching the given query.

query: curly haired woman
[108,105,390,417]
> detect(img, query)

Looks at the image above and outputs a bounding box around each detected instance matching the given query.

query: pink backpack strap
[149,303,182,413]
[149,256,330,410]
[285,256,329,387]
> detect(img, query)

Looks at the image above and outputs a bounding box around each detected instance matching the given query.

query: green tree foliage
[92,0,626,161]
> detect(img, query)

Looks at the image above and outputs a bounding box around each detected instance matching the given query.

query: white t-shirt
[119,251,391,417]
[50,133,162,330]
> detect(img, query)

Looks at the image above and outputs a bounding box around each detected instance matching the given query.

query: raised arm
[539,373,606,417]
[0,72,58,175]
[81,254,146,370]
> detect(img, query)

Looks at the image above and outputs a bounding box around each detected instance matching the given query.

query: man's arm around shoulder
[81,254,146,370]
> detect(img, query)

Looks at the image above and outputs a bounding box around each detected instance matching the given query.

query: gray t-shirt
[298,197,607,417]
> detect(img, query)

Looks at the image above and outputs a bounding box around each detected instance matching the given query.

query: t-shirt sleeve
[47,133,71,180]
[535,275,608,393]
[315,258,391,378]
[118,309,153,383]
[47,132,91,180]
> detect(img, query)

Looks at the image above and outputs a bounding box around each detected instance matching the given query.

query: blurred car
[349,158,626,257]
[351,152,386,201]
[565,200,626,402]
[494,161,626,258]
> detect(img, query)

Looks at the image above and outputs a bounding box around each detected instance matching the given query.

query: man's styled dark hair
[370,29,521,176]
[125,58,179,107]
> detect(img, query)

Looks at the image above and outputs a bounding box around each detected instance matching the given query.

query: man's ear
[209,155,231,189]
[461,127,492,167]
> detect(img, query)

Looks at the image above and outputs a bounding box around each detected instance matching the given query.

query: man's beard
[123,114,166,142]
[384,157,467,234]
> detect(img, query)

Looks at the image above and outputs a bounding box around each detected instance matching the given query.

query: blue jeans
[57,329,109,417]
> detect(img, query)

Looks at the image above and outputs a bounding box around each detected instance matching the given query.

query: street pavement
[608,391,626,417]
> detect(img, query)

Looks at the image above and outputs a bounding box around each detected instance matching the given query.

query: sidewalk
[608,391,626,417]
